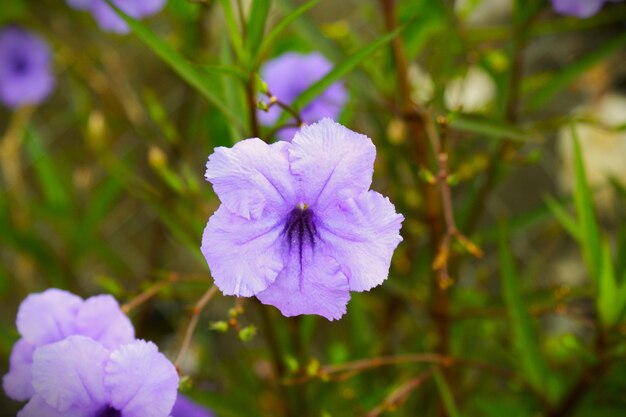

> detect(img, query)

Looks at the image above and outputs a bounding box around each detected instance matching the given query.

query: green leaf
[433,369,461,417]
[106,0,245,133]
[498,223,558,403]
[256,0,321,67]
[598,241,620,328]
[526,31,626,111]
[544,195,580,241]
[245,0,271,61]
[448,113,534,142]
[219,0,246,62]
[23,128,72,213]
[571,126,602,281]
[277,25,404,125]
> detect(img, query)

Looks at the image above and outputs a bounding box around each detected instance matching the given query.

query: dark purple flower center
[97,406,121,417]
[11,55,30,75]
[283,205,317,266]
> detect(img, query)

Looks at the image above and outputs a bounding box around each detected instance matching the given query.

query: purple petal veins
[201,118,404,320]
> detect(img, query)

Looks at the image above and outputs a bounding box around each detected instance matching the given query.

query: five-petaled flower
[258,52,348,141]
[66,0,167,34]
[551,0,623,18]
[17,336,179,417]
[201,118,404,320]
[0,26,55,109]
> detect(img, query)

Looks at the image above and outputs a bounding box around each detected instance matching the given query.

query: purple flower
[201,119,403,320]
[172,395,215,417]
[18,336,179,417]
[66,0,167,34]
[258,52,348,141]
[551,0,623,17]
[3,289,134,402]
[0,27,54,109]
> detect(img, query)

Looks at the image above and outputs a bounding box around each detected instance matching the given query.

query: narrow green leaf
[526,31,626,111]
[571,126,602,281]
[255,0,321,66]
[598,241,619,328]
[23,128,72,212]
[245,0,271,60]
[433,369,461,417]
[106,0,245,132]
[282,26,405,121]
[544,195,580,241]
[498,223,558,402]
[219,0,246,61]
[448,113,534,142]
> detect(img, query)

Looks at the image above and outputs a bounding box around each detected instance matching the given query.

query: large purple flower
[18,336,179,417]
[258,52,348,141]
[201,119,404,320]
[3,289,134,402]
[551,0,623,17]
[0,27,54,109]
[172,395,215,417]
[66,0,167,34]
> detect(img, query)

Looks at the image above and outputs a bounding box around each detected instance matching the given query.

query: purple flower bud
[258,52,348,141]
[0,27,55,109]
[201,119,403,320]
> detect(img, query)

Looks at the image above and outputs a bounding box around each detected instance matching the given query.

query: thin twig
[174,285,218,372]
[365,368,436,417]
[121,273,179,314]
[284,352,514,384]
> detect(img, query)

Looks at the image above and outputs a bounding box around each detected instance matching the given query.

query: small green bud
[238,325,257,342]
[209,321,229,332]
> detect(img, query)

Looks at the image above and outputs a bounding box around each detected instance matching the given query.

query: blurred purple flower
[66,0,167,34]
[0,27,54,109]
[3,289,134,402]
[18,336,179,417]
[172,395,215,417]
[201,118,403,320]
[258,52,348,141]
[551,0,623,17]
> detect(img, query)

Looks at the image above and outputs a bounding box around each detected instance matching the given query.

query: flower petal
[172,395,215,417]
[105,340,178,417]
[289,119,375,211]
[3,339,35,401]
[201,205,285,296]
[31,336,108,414]
[256,244,350,320]
[319,191,403,292]
[16,289,82,346]
[18,395,85,417]
[74,295,135,350]
[551,0,605,17]
[205,139,296,219]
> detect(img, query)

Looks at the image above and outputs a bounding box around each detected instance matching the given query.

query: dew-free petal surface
[551,0,605,17]
[257,247,350,320]
[289,119,376,211]
[172,395,215,417]
[18,395,82,417]
[202,206,285,296]
[105,340,178,417]
[31,336,108,414]
[74,295,135,350]
[205,139,296,219]
[16,289,82,346]
[319,191,403,292]
[3,339,35,401]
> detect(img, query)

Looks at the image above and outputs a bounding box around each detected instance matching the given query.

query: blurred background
[1,0,626,416]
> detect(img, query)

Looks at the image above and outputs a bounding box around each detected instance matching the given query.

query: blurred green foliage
[2,0,626,416]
